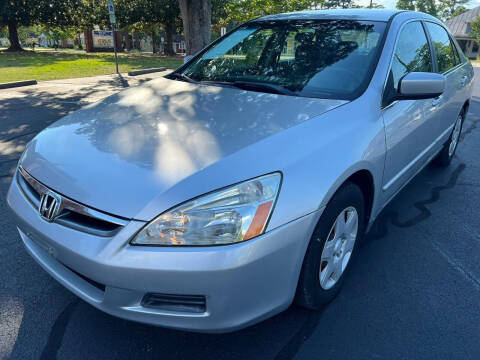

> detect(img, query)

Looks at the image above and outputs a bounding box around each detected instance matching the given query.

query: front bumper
[7,171,322,333]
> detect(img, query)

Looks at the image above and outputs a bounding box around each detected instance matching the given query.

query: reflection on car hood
[21,77,347,219]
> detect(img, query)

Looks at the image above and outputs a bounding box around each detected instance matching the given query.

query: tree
[0,0,76,51]
[450,6,468,18]
[225,0,325,25]
[368,2,385,8]
[470,16,480,44]
[439,0,469,20]
[40,26,78,48]
[0,0,36,51]
[178,0,212,55]
[396,0,415,10]
[395,0,438,17]
[416,0,437,17]
[322,0,355,9]
[117,0,181,55]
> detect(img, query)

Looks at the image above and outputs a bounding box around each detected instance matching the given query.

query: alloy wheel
[319,206,359,290]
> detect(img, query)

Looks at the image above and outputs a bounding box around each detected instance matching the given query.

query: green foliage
[438,0,469,20]
[395,0,438,17]
[0,50,182,83]
[0,0,75,28]
[396,0,468,20]
[470,16,480,43]
[40,26,78,44]
[224,0,325,24]
[416,0,438,17]
[450,6,468,18]
[116,0,180,28]
[322,0,355,9]
[0,0,35,27]
[396,0,415,11]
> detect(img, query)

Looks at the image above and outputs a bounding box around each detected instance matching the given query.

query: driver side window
[390,21,433,93]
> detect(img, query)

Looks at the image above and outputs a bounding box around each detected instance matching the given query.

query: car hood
[21,77,346,220]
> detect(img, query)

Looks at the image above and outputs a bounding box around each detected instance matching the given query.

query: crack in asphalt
[429,236,480,292]
[40,299,79,360]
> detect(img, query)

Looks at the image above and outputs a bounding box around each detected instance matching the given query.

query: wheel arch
[462,99,470,115]
[320,166,377,228]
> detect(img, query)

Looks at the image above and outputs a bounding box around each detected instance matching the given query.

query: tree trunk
[134,32,140,50]
[178,0,212,55]
[164,21,175,56]
[125,33,131,51]
[7,22,23,51]
[84,30,94,52]
[151,30,157,54]
[114,30,123,52]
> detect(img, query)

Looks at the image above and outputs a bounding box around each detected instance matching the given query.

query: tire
[295,182,365,310]
[433,109,465,167]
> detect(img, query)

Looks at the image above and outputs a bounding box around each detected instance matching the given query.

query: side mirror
[398,72,446,100]
[183,55,194,64]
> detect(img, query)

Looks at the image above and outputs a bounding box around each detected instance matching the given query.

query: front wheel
[295,182,365,309]
[433,110,464,167]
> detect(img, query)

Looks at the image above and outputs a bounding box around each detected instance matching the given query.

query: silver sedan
[7,9,473,332]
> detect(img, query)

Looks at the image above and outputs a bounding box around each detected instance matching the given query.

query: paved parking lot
[1,70,480,360]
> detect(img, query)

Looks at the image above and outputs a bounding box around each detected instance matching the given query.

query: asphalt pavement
[1,70,480,360]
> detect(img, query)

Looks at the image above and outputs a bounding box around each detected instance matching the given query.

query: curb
[127,68,166,76]
[0,80,37,89]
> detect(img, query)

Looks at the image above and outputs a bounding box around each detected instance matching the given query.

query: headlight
[131,173,281,246]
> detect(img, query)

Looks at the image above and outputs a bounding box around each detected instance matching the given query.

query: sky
[355,0,480,10]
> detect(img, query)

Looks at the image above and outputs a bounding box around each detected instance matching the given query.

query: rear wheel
[433,110,464,167]
[296,182,365,309]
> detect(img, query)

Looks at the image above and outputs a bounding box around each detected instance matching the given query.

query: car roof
[252,9,404,22]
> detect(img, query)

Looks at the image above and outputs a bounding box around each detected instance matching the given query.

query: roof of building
[254,9,403,22]
[173,34,185,43]
[445,6,480,39]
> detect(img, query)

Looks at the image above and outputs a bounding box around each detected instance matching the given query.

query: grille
[17,166,128,237]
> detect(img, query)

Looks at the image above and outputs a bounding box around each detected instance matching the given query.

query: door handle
[461,75,468,86]
[432,96,442,107]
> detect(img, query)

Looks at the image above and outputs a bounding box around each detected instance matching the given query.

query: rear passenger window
[425,22,457,73]
[390,21,432,93]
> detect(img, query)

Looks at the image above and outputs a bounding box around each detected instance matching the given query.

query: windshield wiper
[169,72,197,84]
[230,81,297,96]
[170,76,297,96]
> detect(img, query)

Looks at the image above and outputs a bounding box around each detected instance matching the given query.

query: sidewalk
[0,71,169,105]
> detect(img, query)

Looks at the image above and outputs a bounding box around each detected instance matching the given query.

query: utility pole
[107,0,119,75]
[107,0,127,87]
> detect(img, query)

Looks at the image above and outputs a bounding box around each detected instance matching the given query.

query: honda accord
[7,9,473,332]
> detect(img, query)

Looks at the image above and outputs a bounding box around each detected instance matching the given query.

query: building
[445,6,480,59]
[173,34,186,54]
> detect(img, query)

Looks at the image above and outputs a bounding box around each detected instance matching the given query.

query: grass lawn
[0,49,183,84]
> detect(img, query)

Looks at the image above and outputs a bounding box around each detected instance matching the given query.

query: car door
[424,22,471,140]
[381,21,437,201]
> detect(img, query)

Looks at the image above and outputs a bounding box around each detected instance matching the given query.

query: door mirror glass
[398,72,446,100]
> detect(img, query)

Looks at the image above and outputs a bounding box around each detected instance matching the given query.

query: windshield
[178,19,386,100]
